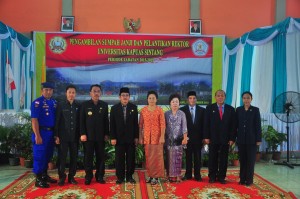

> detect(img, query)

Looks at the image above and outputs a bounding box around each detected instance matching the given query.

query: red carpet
[0,170,297,198]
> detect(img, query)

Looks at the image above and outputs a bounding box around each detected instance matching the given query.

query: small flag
[5,51,16,98]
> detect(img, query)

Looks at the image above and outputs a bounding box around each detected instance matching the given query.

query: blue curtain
[239,43,254,105]
[272,33,287,106]
[225,54,236,105]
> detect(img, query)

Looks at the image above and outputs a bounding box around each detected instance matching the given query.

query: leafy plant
[262,125,287,152]
[135,144,145,165]
[228,143,239,161]
[104,140,115,167]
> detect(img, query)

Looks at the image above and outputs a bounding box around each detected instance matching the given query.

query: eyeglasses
[121,94,129,97]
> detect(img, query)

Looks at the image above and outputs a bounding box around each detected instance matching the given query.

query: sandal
[151,178,158,185]
[146,177,153,183]
[168,177,176,183]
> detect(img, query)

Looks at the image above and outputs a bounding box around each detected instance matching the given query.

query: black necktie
[123,106,127,122]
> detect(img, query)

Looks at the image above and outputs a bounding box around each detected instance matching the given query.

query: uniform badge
[88,111,93,116]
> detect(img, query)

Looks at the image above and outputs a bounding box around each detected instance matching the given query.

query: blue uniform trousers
[32,130,54,175]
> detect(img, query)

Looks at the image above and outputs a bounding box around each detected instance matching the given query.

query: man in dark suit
[180,91,205,181]
[204,89,236,184]
[191,21,200,33]
[80,84,109,185]
[55,85,80,186]
[110,87,139,184]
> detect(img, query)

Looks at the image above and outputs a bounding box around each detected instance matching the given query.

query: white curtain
[250,42,274,113]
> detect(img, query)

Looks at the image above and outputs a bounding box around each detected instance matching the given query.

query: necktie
[219,106,223,120]
[190,107,194,123]
[123,106,127,122]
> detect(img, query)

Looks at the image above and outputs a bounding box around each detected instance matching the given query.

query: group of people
[31,82,262,189]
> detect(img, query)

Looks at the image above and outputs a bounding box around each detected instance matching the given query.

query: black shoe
[58,178,65,186]
[182,176,192,181]
[85,179,91,185]
[68,177,78,185]
[239,181,246,185]
[35,178,50,188]
[209,178,216,183]
[96,178,106,184]
[126,178,136,184]
[146,177,153,183]
[116,179,124,184]
[245,182,253,186]
[195,177,202,182]
[219,179,226,184]
[42,175,57,183]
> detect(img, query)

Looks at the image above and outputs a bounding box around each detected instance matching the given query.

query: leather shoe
[245,182,252,186]
[116,179,124,184]
[209,178,216,183]
[96,178,106,184]
[35,178,50,188]
[182,176,192,181]
[195,177,202,182]
[239,181,246,185]
[219,179,226,184]
[85,179,91,185]
[68,178,78,185]
[127,178,136,184]
[43,175,57,183]
[58,178,65,186]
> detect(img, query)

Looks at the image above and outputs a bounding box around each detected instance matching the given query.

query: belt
[39,127,54,131]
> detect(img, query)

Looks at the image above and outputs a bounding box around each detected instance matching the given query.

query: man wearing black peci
[180,91,205,182]
[55,85,80,186]
[80,84,109,185]
[110,87,139,184]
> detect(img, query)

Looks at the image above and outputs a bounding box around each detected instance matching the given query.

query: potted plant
[104,140,115,169]
[135,144,145,168]
[17,113,32,167]
[228,143,239,166]
[0,125,11,164]
[202,153,209,167]
[262,125,287,161]
[256,145,262,162]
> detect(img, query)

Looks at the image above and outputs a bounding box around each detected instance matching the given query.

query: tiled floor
[1,161,300,198]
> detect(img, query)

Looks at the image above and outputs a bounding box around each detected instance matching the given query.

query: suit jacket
[236,105,262,145]
[204,103,236,144]
[110,102,139,144]
[55,100,80,142]
[180,105,205,144]
[80,99,109,142]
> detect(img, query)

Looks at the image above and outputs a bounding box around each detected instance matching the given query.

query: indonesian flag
[20,55,26,107]
[5,51,16,98]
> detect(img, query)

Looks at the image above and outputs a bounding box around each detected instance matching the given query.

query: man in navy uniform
[80,84,109,185]
[110,87,139,184]
[31,82,57,188]
[55,85,80,186]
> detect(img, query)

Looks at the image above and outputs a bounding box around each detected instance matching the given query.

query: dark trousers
[83,141,105,180]
[58,141,78,179]
[208,143,229,180]
[115,143,135,181]
[238,144,256,183]
[185,143,202,179]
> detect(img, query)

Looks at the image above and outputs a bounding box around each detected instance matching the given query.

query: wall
[0,0,299,39]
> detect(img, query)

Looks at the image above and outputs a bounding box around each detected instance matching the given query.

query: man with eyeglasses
[80,84,109,185]
[110,87,139,184]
